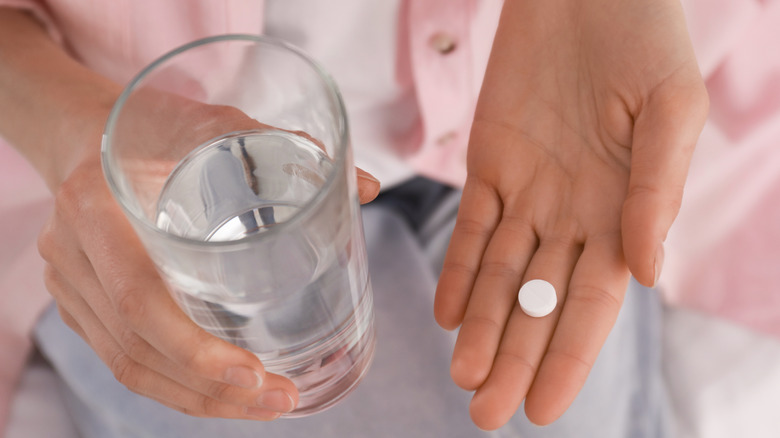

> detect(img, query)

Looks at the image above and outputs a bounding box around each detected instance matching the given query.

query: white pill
[518,279,557,318]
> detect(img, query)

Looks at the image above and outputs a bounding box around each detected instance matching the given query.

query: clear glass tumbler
[101,35,375,417]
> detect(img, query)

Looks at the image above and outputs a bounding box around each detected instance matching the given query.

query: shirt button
[436,131,458,146]
[429,32,457,55]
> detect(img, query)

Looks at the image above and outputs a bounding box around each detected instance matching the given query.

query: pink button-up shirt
[0,0,500,430]
[1,0,779,434]
[663,0,780,336]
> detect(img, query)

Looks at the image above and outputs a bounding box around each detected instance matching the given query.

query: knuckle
[625,182,682,212]
[53,163,110,227]
[494,350,538,375]
[117,327,148,360]
[206,381,235,403]
[479,260,521,281]
[198,394,223,417]
[460,315,503,337]
[567,284,623,315]
[109,351,140,390]
[625,182,661,199]
[54,173,90,222]
[113,280,146,325]
[545,348,594,374]
[453,217,492,241]
[440,260,476,278]
[178,405,208,418]
[499,213,534,235]
[154,397,206,418]
[180,333,215,371]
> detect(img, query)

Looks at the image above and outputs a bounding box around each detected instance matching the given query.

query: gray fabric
[34,181,669,437]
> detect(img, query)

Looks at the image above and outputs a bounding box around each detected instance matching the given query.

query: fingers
[449,210,537,390]
[288,127,380,205]
[73,187,269,388]
[622,79,709,287]
[524,235,628,425]
[40,169,297,417]
[296,128,381,205]
[43,238,298,417]
[47,266,295,418]
[434,177,502,330]
[467,236,581,431]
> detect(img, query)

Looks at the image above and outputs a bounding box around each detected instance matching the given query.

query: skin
[0,9,379,420]
[434,0,708,430]
[1,0,709,430]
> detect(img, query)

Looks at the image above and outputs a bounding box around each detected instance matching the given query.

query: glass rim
[101,34,351,249]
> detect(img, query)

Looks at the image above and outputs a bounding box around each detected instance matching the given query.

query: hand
[434,0,708,429]
[37,94,380,420]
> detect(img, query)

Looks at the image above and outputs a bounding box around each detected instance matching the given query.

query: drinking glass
[101,34,376,417]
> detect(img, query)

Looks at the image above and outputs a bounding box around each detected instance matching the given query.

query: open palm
[434,0,709,430]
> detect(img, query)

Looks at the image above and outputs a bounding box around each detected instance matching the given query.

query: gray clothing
[34,178,669,437]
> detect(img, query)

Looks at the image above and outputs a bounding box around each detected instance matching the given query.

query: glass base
[281,324,376,418]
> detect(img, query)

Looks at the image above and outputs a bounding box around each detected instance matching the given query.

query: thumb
[622,79,708,287]
[356,168,380,204]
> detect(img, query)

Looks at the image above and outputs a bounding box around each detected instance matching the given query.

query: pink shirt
[1,0,779,433]
[0,0,500,430]
[663,0,780,336]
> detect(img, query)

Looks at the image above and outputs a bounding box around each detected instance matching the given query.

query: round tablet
[518,279,557,318]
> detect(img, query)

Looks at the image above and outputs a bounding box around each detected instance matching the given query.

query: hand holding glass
[101,35,375,417]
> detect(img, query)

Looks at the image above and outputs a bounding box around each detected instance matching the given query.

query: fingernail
[653,243,665,288]
[358,172,380,185]
[224,366,263,389]
[245,406,281,420]
[256,389,296,413]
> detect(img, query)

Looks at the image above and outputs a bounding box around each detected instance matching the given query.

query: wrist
[45,80,122,190]
[0,8,121,191]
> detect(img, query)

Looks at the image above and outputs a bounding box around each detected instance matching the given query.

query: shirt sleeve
[0,143,53,438]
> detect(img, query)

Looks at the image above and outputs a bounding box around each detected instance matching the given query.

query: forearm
[0,8,121,191]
